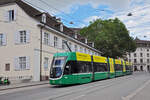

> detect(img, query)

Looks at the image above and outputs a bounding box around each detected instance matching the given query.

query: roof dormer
[60,23,63,32]
[42,13,46,23]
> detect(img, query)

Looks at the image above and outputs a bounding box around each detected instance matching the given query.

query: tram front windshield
[50,57,66,78]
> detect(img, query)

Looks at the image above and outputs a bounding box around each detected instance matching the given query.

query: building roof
[135,38,150,43]
[135,38,150,47]
[0,0,16,5]
[70,28,81,34]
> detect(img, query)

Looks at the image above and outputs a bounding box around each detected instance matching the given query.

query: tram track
[43,75,135,100]
[1,72,147,100]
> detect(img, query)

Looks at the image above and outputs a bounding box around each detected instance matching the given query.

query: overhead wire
[38,0,87,26]
[23,0,80,27]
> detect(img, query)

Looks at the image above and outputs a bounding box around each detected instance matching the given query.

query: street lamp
[127,13,133,16]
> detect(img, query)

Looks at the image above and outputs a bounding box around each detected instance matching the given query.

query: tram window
[93,63,108,72]
[64,61,77,75]
[77,62,92,73]
[115,64,122,71]
[64,61,92,74]
[126,65,130,70]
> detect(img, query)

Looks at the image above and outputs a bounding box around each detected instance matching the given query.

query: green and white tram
[50,52,132,85]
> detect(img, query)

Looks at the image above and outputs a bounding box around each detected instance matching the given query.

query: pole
[64,40,72,52]
[40,26,44,81]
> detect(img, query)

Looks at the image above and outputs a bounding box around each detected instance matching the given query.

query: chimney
[85,38,88,44]
[60,23,63,32]
[92,42,94,47]
[74,33,77,39]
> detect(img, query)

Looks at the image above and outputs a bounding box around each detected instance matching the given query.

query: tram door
[64,61,77,84]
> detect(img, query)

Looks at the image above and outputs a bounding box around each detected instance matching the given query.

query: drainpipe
[40,26,44,81]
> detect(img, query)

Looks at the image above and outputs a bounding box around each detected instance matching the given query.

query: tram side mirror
[65,66,71,75]
[66,66,70,69]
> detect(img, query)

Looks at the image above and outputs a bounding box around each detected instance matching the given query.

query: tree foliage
[80,18,137,58]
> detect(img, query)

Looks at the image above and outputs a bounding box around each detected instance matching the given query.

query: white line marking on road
[122,79,150,100]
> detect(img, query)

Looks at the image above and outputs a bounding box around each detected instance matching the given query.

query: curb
[0,82,49,91]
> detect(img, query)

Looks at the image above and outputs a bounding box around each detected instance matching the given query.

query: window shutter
[26,56,30,70]
[72,45,75,52]
[44,58,48,70]
[58,38,62,49]
[26,30,30,43]
[48,34,50,46]
[42,32,44,44]
[50,34,54,46]
[3,34,7,46]
[4,11,9,22]
[14,9,17,21]
[15,31,20,44]
[14,57,20,70]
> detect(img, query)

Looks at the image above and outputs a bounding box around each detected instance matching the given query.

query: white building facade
[0,0,101,83]
[127,38,150,72]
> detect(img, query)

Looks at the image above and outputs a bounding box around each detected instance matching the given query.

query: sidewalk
[0,81,49,91]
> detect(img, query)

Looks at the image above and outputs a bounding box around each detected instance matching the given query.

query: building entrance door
[140,66,143,71]
[147,66,150,72]
[134,66,137,71]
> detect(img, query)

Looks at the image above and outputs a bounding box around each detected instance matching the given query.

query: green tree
[80,18,136,58]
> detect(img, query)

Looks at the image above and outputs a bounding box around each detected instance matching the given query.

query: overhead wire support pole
[64,40,72,52]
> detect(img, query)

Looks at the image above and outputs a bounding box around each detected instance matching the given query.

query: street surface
[0,72,150,100]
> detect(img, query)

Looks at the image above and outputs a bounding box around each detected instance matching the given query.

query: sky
[24,0,150,40]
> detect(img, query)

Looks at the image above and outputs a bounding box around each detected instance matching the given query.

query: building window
[147,59,150,63]
[129,53,131,57]
[19,57,26,70]
[92,52,94,55]
[0,34,6,46]
[69,42,72,50]
[5,64,10,71]
[44,32,49,45]
[88,50,90,54]
[140,53,143,57]
[80,47,83,53]
[134,53,136,57]
[75,45,77,52]
[147,53,149,57]
[15,30,30,44]
[147,49,149,52]
[15,56,30,70]
[0,34,3,46]
[42,13,46,23]
[54,36,58,48]
[19,31,27,43]
[95,52,97,56]
[62,40,65,50]
[140,59,143,63]
[134,59,137,63]
[84,48,86,53]
[44,57,49,70]
[8,10,14,21]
